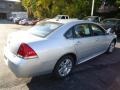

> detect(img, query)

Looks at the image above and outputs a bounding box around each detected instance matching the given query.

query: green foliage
[21,0,101,18]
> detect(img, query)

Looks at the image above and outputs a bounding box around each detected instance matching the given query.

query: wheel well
[53,53,77,73]
[60,53,77,65]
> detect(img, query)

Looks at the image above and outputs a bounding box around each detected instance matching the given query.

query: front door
[73,24,97,62]
[90,24,108,53]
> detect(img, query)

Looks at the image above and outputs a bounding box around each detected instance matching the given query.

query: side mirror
[106,28,112,34]
[106,28,116,35]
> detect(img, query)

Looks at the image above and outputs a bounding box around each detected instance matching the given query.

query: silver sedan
[4,19,117,78]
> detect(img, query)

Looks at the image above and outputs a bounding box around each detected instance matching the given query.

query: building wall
[0,1,22,19]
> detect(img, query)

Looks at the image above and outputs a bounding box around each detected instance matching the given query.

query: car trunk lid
[6,31,45,55]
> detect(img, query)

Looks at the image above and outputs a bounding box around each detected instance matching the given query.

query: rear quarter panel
[28,37,76,72]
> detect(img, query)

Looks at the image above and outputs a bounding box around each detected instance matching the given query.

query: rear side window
[74,24,91,38]
[64,27,74,39]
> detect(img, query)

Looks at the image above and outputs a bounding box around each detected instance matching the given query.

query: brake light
[17,43,38,59]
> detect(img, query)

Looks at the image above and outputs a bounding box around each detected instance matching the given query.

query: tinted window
[101,19,118,25]
[94,17,99,22]
[74,24,91,38]
[28,22,62,37]
[66,16,68,19]
[91,24,105,36]
[61,16,65,19]
[117,21,120,25]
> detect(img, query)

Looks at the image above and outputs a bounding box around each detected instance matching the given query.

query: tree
[21,0,101,18]
[22,0,33,17]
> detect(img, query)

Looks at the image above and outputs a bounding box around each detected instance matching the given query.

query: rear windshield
[28,22,63,37]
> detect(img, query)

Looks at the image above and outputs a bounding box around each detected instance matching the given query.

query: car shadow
[27,47,120,90]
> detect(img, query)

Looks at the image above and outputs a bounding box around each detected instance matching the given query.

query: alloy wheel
[58,58,73,77]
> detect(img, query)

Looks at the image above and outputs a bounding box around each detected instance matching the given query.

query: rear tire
[53,55,74,78]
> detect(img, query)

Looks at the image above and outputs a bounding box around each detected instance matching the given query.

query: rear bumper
[4,47,53,77]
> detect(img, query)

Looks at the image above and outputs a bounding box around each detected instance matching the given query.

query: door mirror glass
[106,28,112,34]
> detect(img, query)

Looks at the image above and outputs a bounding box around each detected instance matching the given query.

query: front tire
[53,55,74,78]
[107,41,115,53]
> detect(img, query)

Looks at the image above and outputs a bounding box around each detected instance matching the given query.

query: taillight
[17,43,38,59]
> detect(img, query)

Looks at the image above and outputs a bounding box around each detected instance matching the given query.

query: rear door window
[74,24,92,38]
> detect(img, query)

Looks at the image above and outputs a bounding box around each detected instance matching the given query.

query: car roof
[46,19,91,24]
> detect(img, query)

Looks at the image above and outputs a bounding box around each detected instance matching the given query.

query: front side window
[74,24,91,38]
[28,22,63,37]
[91,24,105,36]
